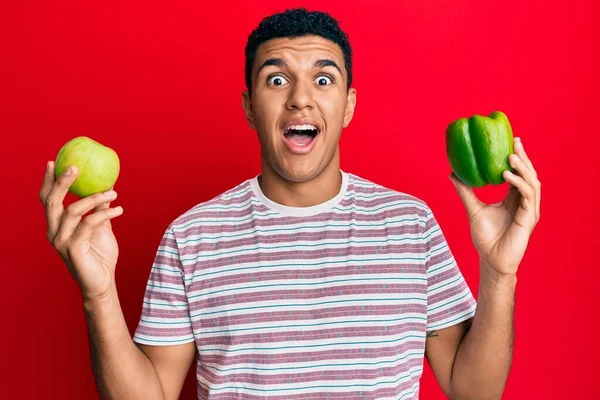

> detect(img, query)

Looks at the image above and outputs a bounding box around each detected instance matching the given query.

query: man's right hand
[39,161,124,302]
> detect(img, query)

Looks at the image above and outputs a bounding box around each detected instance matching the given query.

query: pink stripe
[430,232,447,247]
[198,341,425,367]
[424,215,437,231]
[135,325,192,336]
[189,284,425,311]
[349,183,401,195]
[144,291,187,303]
[427,248,453,267]
[141,307,189,318]
[190,264,425,292]
[182,243,427,273]
[183,242,427,261]
[148,272,184,285]
[197,322,426,346]
[152,254,183,270]
[171,224,423,254]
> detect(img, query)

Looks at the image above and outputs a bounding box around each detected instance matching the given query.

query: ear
[343,88,357,128]
[242,91,256,130]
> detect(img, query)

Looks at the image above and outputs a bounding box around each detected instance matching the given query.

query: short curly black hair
[245,8,353,97]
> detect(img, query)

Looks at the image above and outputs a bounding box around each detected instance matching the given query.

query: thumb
[449,173,483,217]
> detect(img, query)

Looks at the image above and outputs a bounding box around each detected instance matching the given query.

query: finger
[513,138,537,177]
[44,165,79,240]
[53,190,118,247]
[536,178,541,219]
[92,186,115,212]
[93,186,116,228]
[502,170,536,213]
[503,181,521,215]
[70,206,124,244]
[93,202,111,212]
[449,173,484,218]
[514,141,542,220]
[39,161,56,205]
[508,151,541,221]
[508,153,538,188]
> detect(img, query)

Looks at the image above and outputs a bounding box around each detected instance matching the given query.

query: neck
[258,151,342,208]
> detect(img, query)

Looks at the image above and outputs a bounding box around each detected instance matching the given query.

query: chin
[274,162,324,184]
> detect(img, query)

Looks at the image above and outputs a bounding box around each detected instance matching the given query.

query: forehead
[254,35,345,71]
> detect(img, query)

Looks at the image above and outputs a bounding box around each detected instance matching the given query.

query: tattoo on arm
[427,330,439,338]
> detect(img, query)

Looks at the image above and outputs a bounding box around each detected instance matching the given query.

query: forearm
[450,261,516,400]
[83,285,165,400]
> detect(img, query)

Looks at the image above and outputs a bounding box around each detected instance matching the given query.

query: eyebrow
[255,58,343,78]
[313,59,342,75]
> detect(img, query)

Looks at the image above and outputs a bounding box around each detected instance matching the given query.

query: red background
[2,0,598,398]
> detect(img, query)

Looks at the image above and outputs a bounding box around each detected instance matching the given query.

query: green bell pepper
[446,111,514,187]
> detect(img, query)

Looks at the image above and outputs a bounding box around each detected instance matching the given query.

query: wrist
[82,284,119,312]
[480,260,517,293]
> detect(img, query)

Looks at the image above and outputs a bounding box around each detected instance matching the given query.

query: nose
[285,80,315,111]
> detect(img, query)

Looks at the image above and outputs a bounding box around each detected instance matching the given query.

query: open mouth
[283,124,320,147]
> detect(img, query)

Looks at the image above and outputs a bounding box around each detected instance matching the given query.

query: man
[39,8,541,400]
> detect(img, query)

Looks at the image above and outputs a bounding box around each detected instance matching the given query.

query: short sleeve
[423,206,477,331]
[133,226,195,345]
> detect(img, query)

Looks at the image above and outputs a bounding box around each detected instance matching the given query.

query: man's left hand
[449,137,541,277]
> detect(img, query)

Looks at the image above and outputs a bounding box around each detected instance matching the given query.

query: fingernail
[64,167,72,176]
[104,190,116,196]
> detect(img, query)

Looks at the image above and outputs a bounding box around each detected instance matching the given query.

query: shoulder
[346,172,432,219]
[167,178,256,236]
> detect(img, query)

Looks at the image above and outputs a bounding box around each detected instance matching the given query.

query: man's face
[243,35,356,183]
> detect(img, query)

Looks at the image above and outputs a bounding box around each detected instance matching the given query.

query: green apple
[55,136,120,197]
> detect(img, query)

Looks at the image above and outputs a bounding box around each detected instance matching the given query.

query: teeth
[287,124,317,131]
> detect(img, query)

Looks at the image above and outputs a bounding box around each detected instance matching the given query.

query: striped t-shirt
[133,170,477,400]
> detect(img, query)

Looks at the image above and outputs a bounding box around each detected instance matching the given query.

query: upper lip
[282,118,322,134]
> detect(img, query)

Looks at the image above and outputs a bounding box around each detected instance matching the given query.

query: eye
[267,74,289,86]
[315,75,334,86]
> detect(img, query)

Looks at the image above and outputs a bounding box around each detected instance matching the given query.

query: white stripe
[428,304,476,330]
[427,271,466,294]
[196,312,427,337]
[197,364,423,395]
[201,349,425,375]
[185,273,426,299]
[142,300,188,310]
[133,332,194,344]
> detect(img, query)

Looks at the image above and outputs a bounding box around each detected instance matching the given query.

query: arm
[39,161,195,399]
[425,264,516,400]
[85,286,196,400]
[430,137,540,399]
